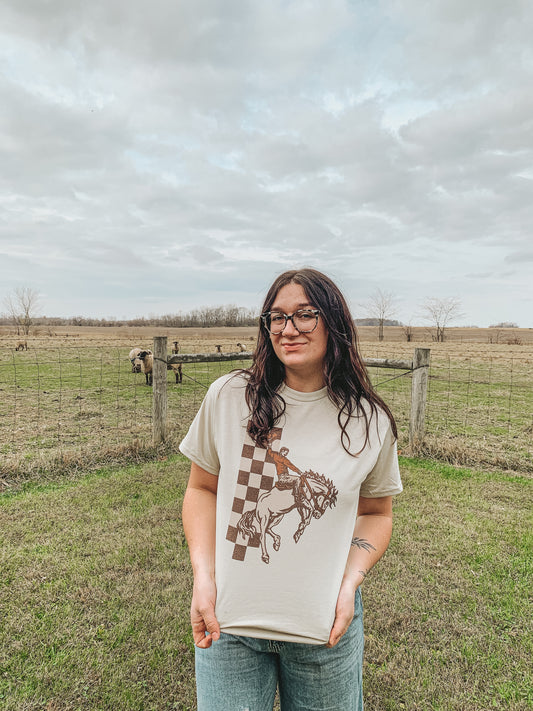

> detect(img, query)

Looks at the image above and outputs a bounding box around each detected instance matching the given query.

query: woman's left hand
[326,579,357,648]
[326,496,394,647]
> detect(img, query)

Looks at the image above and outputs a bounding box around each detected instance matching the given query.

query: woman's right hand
[191,574,220,648]
[182,462,220,648]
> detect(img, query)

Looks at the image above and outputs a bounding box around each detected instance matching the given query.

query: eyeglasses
[261,309,320,335]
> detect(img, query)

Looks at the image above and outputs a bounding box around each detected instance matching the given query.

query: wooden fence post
[152,336,168,445]
[409,347,430,450]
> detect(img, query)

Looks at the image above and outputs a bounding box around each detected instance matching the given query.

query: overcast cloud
[1,0,532,326]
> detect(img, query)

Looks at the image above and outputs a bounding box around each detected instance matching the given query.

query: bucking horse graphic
[237,468,338,564]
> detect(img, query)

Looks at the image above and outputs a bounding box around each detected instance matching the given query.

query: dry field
[1,326,531,483]
[2,323,532,351]
[1,324,260,354]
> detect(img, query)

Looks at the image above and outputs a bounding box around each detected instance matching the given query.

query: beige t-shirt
[179,373,402,645]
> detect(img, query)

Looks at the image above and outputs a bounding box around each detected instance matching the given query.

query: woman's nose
[281,317,299,335]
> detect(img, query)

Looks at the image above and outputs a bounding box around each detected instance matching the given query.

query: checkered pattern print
[226,428,282,561]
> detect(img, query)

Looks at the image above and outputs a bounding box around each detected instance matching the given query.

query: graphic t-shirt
[179,373,402,645]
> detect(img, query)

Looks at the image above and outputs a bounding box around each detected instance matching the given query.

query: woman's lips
[281,342,306,351]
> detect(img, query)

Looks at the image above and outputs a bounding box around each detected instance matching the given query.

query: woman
[180,268,402,710]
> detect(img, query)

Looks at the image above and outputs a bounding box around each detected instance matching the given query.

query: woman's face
[268,282,329,391]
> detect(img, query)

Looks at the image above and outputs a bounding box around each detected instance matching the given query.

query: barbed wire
[373,369,412,388]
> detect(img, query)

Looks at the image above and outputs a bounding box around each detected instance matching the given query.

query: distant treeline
[353,318,403,327]
[0,310,408,330]
[0,306,260,329]
[2,306,518,331]
[0,309,416,330]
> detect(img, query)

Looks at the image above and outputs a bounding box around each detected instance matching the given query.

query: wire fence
[419,352,532,471]
[1,344,531,484]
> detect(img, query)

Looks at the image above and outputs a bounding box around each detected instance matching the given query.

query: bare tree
[3,287,41,335]
[402,322,414,342]
[421,297,463,342]
[363,289,398,341]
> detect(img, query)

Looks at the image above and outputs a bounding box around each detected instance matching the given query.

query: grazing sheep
[15,340,28,351]
[167,362,183,384]
[236,342,247,352]
[128,347,143,373]
[168,343,183,383]
[138,350,153,386]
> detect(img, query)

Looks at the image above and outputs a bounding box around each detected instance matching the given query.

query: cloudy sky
[1,0,532,327]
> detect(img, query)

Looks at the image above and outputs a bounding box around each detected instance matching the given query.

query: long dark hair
[244,268,397,455]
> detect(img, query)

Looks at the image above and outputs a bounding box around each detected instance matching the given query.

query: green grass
[0,456,531,710]
[0,458,195,710]
[364,458,532,710]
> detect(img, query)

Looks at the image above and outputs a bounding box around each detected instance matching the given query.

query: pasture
[0,455,531,710]
[1,325,531,485]
[1,326,531,710]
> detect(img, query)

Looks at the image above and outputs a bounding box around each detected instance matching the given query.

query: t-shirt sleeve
[359,423,403,498]
[179,380,221,476]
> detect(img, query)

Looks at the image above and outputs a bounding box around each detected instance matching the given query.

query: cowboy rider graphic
[266,444,306,503]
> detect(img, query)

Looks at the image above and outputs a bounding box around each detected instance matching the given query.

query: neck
[284,370,325,393]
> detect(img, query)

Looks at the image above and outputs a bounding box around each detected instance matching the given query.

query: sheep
[236,342,247,352]
[169,340,183,382]
[15,340,28,351]
[132,347,182,385]
[137,350,153,386]
[129,347,144,373]
[167,362,183,384]
[215,344,222,353]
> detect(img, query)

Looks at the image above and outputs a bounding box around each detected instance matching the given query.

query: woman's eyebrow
[270,302,313,311]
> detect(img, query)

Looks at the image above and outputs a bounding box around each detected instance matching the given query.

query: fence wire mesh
[420,352,532,471]
[1,344,531,482]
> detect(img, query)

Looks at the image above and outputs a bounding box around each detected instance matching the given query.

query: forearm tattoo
[351,537,376,552]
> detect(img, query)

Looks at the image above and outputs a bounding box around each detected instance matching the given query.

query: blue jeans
[195,589,364,711]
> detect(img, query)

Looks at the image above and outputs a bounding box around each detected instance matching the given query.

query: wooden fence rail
[156,337,430,449]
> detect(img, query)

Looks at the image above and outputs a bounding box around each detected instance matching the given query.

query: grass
[365,458,532,710]
[0,455,531,710]
[0,346,250,482]
[0,458,195,710]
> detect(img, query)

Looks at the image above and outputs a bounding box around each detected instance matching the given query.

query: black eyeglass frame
[260,308,321,335]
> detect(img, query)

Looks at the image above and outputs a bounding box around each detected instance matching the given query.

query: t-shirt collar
[279,382,328,402]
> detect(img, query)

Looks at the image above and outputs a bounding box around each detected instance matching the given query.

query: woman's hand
[326,578,358,648]
[327,496,394,648]
[182,462,220,649]
[191,573,220,648]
